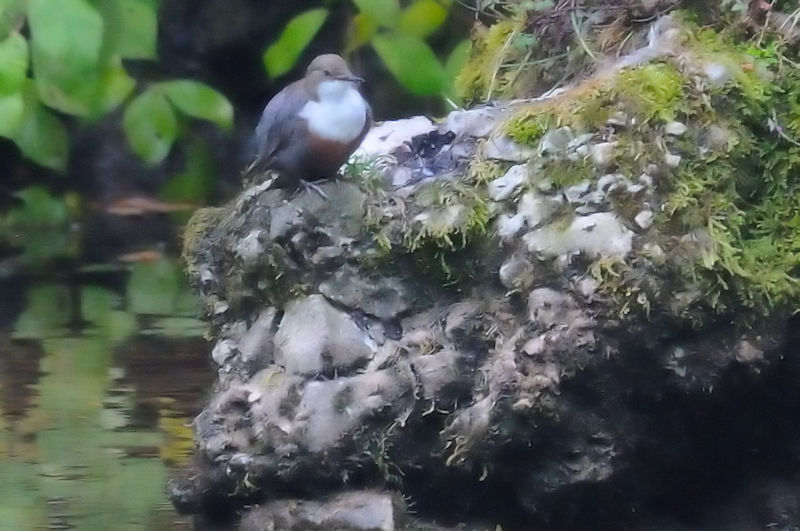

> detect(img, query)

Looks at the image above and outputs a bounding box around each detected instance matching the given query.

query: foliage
[0,0,232,170]
[123,80,232,165]
[262,1,469,100]
[264,8,329,79]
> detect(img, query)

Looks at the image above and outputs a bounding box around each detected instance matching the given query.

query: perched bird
[244,54,372,193]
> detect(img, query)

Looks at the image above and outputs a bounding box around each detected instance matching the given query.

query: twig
[570,2,598,61]
[486,28,517,101]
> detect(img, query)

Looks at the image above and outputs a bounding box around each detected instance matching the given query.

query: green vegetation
[0,0,232,171]
[363,179,491,287]
[501,13,800,323]
[505,62,686,145]
[263,0,469,101]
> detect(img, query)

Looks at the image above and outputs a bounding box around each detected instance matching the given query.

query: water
[0,259,214,530]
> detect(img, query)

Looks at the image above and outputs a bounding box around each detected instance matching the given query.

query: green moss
[541,157,592,188]
[615,63,685,123]
[455,20,521,102]
[466,159,507,186]
[650,34,800,319]
[404,180,490,251]
[494,21,795,324]
[505,110,556,145]
[506,61,685,146]
[181,206,223,271]
[364,180,492,288]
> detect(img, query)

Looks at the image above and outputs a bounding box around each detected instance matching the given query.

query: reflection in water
[0,258,213,530]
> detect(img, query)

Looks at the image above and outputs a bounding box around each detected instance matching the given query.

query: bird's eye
[323,70,331,76]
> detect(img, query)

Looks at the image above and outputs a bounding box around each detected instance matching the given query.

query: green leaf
[123,87,177,165]
[15,85,69,170]
[352,0,400,28]
[0,0,26,37]
[263,8,329,79]
[398,0,448,39]
[372,33,445,95]
[0,32,27,93]
[95,0,157,60]
[161,136,216,203]
[158,80,234,130]
[345,13,378,54]
[28,0,103,72]
[0,90,23,137]
[28,0,104,115]
[443,39,471,101]
[94,57,136,114]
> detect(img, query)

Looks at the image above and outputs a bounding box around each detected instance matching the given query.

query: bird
[244,54,372,195]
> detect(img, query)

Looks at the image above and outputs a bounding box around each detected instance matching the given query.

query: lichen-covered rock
[239,491,400,531]
[174,6,800,529]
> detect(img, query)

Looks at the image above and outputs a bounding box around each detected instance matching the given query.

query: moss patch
[498,16,800,325]
[455,20,522,102]
[505,61,686,145]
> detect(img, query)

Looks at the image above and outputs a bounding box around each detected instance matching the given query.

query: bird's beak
[337,74,364,84]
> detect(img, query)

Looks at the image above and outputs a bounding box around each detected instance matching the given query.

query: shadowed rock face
[172,13,800,531]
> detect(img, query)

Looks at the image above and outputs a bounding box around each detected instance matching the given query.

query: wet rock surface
[172,14,800,531]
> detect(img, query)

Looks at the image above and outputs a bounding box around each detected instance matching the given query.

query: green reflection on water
[1,257,210,530]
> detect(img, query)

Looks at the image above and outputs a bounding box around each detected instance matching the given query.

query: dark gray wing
[247,80,307,172]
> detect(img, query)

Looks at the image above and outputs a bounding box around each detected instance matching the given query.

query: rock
[319,266,410,320]
[664,152,682,167]
[238,307,278,369]
[523,212,634,258]
[235,230,265,263]
[239,491,399,531]
[574,275,600,298]
[496,212,525,239]
[539,126,574,156]
[499,255,535,290]
[518,191,560,228]
[590,142,617,169]
[528,288,588,328]
[606,111,628,127]
[355,117,435,159]
[443,107,499,138]
[702,124,733,152]
[211,339,237,365]
[664,121,688,136]
[564,181,592,204]
[274,295,377,375]
[482,134,534,162]
[704,62,731,86]
[488,164,527,201]
[411,348,461,400]
[597,173,624,192]
[173,13,800,530]
[634,209,654,229]
[287,369,410,452]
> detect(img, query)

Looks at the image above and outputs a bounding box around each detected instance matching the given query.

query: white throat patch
[299,80,367,143]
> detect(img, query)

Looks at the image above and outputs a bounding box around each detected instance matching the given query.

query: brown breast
[304,133,359,178]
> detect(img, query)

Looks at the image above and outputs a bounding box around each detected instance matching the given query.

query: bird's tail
[241,157,284,195]
[241,156,272,188]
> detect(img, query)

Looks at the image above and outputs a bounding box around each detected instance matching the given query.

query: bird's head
[304,54,364,101]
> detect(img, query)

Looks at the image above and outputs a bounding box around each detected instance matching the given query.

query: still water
[0,258,214,530]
